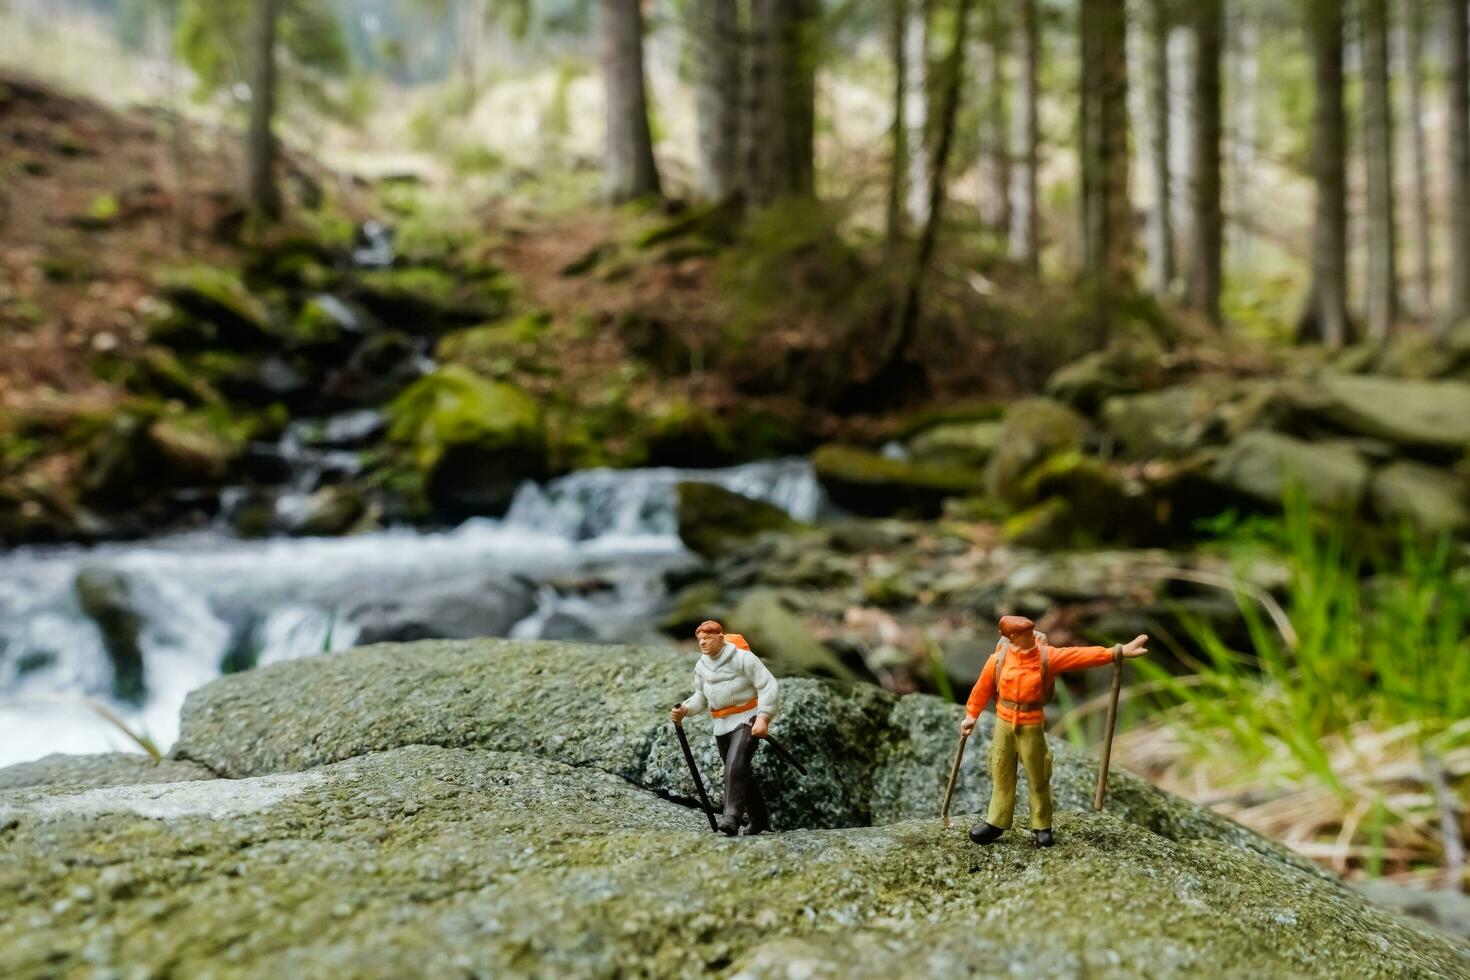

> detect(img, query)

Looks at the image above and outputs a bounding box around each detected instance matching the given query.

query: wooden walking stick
[940,731,969,828]
[1093,645,1125,810]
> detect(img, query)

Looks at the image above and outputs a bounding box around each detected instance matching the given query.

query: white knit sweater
[681,643,781,736]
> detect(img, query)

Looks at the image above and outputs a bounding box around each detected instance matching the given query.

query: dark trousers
[714,723,769,831]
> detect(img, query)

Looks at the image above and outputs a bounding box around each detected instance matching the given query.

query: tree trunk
[782,0,819,197]
[1362,0,1398,339]
[692,0,741,200]
[1145,0,1174,296]
[600,0,661,203]
[869,0,976,388]
[1229,12,1258,264]
[1080,0,1133,291]
[887,0,908,245]
[1188,0,1223,325]
[742,0,817,206]
[1447,0,1470,324]
[979,6,1011,234]
[245,0,281,222]
[1298,0,1349,346]
[1406,0,1433,315]
[903,0,931,226]
[1008,0,1040,269]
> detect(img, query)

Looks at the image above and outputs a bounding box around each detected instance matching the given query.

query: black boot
[969,822,1004,845]
[1033,828,1054,848]
[717,816,740,837]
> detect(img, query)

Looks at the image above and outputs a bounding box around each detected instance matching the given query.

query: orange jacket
[965,641,1116,726]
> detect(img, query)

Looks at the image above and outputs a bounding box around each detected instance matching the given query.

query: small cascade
[0,459,825,768]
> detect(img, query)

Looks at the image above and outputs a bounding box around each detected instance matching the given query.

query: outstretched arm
[1050,634,1149,673]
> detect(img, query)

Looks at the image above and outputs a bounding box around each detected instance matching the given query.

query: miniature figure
[957,615,1148,847]
[670,620,780,836]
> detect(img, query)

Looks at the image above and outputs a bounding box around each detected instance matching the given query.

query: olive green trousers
[986,720,1053,830]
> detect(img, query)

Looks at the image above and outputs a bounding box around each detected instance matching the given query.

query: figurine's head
[999,615,1036,648]
[695,620,726,655]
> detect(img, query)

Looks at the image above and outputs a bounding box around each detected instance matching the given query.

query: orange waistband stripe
[711,698,759,718]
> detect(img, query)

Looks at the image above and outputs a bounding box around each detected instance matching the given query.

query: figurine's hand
[1120,634,1149,658]
[960,716,977,738]
[671,705,689,724]
[750,714,770,738]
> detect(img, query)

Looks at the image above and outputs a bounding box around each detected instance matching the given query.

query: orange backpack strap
[1040,646,1054,703]
[724,633,751,651]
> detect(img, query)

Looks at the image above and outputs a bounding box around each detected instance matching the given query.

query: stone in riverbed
[812,444,987,517]
[675,481,801,558]
[340,574,536,645]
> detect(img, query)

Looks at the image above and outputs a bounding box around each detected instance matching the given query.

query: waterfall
[0,460,824,768]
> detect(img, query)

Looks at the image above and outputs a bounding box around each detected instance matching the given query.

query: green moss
[813,444,987,517]
[386,366,543,471]
[676,481,800,557]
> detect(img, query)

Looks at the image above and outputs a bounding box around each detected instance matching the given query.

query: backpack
[725,633,752,651]
[990,632,1054,704]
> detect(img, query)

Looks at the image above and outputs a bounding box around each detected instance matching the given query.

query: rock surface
[4,639,1466,978]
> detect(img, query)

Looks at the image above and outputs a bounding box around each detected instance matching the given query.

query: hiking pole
[940,730,968,828]
[672,708,719,832]
[757,732,808,776]
[1093,646,1125,811]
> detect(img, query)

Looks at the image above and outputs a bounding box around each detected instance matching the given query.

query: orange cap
[695,620,724,636]
[998,615,1035,638]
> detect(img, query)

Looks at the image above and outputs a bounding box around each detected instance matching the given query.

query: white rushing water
[0,459,824,768]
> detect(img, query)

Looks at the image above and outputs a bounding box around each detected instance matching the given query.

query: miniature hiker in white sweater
[670,619,780,836]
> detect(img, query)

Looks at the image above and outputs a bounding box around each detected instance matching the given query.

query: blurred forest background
[0,0,1467,925]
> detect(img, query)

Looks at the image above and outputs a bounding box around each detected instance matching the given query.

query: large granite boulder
[1290,373,1470,452]
[1,646,1465,978]
[339,574,536,645]
[984,398,1089,507]
[1368,460,1470,535]
[1210,431,1370,512]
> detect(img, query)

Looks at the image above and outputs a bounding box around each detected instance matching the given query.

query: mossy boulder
[1018,452,1165,546]
[1368,460,1470,535]
[1289,373,1470,452]
[905,419,1004,469]
[1210,431,1370,513]
[984,398,1089,507]
[73,567,148,703]
[1045,339,1165,413]
[0,753,214,793]
[435,312,549,370]
[676,481,800,557]
[352,266,512,332]
[4,639,1462,976]
[812,445,987,517]
[154,266,275,350]
[386,366,546,518]
[8,744,1464,977]
[728,589,858,680]
[79,407,249,507]
[1099,380,1273,459]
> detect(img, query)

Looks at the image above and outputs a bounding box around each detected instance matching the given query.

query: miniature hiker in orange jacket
[960,615,1148,847]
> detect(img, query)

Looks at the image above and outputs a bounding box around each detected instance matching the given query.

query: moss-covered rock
[73,567,148,703]
[7,743,1461,977]
[905,419,1004,469]
[1099,380,1273,459]
[0,753,214,793]
[728,589,859,680]
[812,445,987,517]
[1289,373,1470,452]
[676,481,800,557]
[1045,339,1165,412]
[352,266,512,331]
[154,266,275,350]
[984,398,1089,507]
[5,639,1461,975]
[1210,431,1370,513]
[1368,460,1470,535]
[386,366,546,518]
